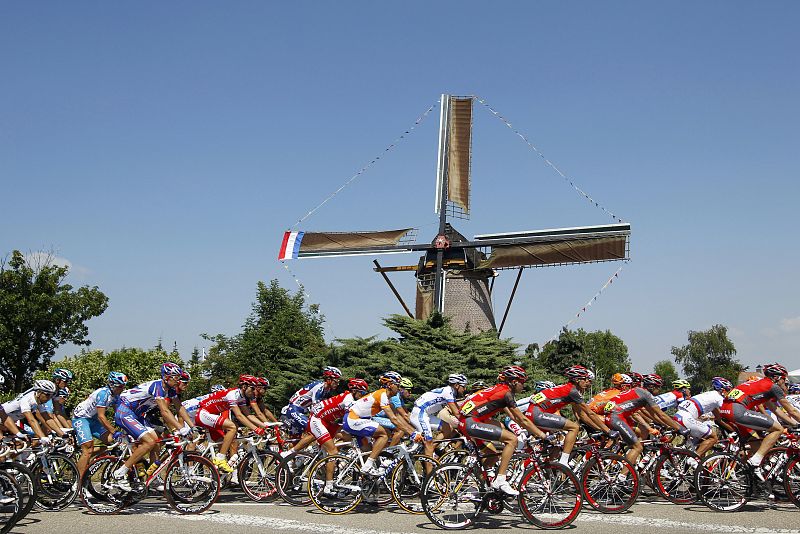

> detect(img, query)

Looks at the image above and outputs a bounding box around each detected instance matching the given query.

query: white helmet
[34,379,57,394]
[447,373,468,386]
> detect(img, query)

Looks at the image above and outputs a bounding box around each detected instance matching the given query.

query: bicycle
[568,430,639,513]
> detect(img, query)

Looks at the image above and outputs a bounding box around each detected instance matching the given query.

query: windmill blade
[278,229,419,260]
[435,95,473,219]
[462,223,631,269]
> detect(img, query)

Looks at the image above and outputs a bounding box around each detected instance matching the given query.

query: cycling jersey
[654,390,686,411]
[588,388,620,415]
[349,389,392,419]
[414,386,457,415]
[677,390,723,417]
[73,386,116,419]
[726,377,784,410]
[119,379,178,416]
[288,381,330,410]
[606,387,657,416]
[375,392,404,421]
[459,383,515,422]
[788,394,800,411]
[524,383,584,415]
[181,393,212,417]
[198,388,247,415]
[309,391,356,424]
[0,390,40,422]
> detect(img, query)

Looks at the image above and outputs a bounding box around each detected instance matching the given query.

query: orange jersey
[348,388,391,419]
[588,388,620,415]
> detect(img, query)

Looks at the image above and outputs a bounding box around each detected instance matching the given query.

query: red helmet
[498,365,527,383]
[642,373,664,389]
[763,363,788,379]
[322,366,342,379]
[564,365,591,381]
[348,378,369,392]
[257,377,270,387]
[238,374,258,386]
[179,370,191,383]
[628,372,644,386]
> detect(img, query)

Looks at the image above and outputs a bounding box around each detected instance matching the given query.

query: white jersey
[73,386,116,419]
[182,393,212,416]
[1,390,40,422]
[515,395,533,413]
[414,386,457,415]
[677,390,724,417]
[788,394,800,411]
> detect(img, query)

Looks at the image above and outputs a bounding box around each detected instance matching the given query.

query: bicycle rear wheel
[581,453,639,513]
[694,453,750,512]
[654,449,698,504]
[0,462,36,525]
[78,455,128,515]
[519,462,582,529]
[276,451,316,506]
[0,469,21,534]
[238,450,280,502]
[32,453,79,511]
[421,462,485,530]
[390,454,437,514]
[307,454,362,514]
[783,456,800,508]
[163,454,220,514]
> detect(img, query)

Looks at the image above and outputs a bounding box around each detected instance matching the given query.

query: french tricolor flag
[278,231,304,260]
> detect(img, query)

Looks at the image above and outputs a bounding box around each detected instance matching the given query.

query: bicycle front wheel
[420,462,484,530]
[32,453,79,511]
[307,454,362,514]
[581,453,639,513]
[519,462,582,529]
[694,453,750,512]
[782,456,800,508]
[390,454,438,514]
[78,455,128,515]
[238,450,280,502]
[163,454,220,514]
[654,449,698,504]
[276,451,316,506]
[0,461,36,524]
[0,469,21,534]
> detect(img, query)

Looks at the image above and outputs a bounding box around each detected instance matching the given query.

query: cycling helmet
[322,366,343,379]
[380,371,402,385]
[258,377,270,387]
[534,380,556,392]
[788,382,800,394]
[52,368,74,382]
[447,373,468,386]
[55,387,70,398]
[348,378,369,392]
[210,384,226,393]
[611,373,630,387]
[628,372,644,386]
[161,362,182,378]
[711,376,733,392]
[642,374,664,389]
[763,363,788,379]
[469,380,486,393]
[564,365,591,381]
[672,379,691,390]
[107,371,128,387]
[179,370,191,383]
[34,379,57,394]
[498,365,527,383]
[399,377,414,389]
[238,374,258,386]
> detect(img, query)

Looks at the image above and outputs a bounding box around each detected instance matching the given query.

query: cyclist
[458,365,547,496]
[37,368,74,435]
[411,373,468,457]
[180,384,224,426]
[588,373,631,415]
[1,379,58,443]
[344,371,417,476]
[654,379,692,411]
[374,376,415,446]
[719,363,800,476]
[112,363,194,490]
[605,373,689,465]
[787,382,800,411]
[248,377,279,424]
[673,376,733,457]
[281,366,342,436]
[73,371,128,477]
[196,374,267,472]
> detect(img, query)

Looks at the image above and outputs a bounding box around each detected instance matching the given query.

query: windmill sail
[435,96,473,218]
[278,229,416,259]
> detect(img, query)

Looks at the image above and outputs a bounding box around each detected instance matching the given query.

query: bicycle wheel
[0,470,21,534]
[762,447,789,502]
[0,462,36,524]
[78,455,128,515]
[163,454,220,514]
[581,453,639,513]
[421,462,485,530]
[694,453,750,512]
[276,451,316,506]
[238,449,280,502]
[654,449,698,504]
[307,454,362,514]
[782,456,800,508]
[32,453,79,511]
[390,454,438,514]
[519,462,582,529]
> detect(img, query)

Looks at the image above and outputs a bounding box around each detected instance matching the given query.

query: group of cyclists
[1,358,800,523]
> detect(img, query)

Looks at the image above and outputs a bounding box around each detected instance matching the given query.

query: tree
[538,328,588,376]
[537,328,630,390]
[0,250,108,391]
[653,360,679,388]
[671,324,744,392]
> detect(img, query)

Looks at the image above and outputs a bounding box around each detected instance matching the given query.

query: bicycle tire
[420,462,485,529]
[694,452,750,512]
[163,453,220,514]
[581,453,639,513]
[518,461,582,529]
[307,454,362,514]
[0,469,21,534]
[276,451,316,506]
[0,461,36,524]
[653,449,698,504]
[390,454,438,514]
[32,453,79,511]
[237,449,280,502]
[78,455,128,515]
[783,455,800,508]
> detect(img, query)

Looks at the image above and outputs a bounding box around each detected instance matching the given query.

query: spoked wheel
[694,453,751,512]
[420,463,485,530]
[238,450,280,502]
[581,453,639,513]
[163,454,220,514]
[79,456,129,515]
[307,454,362,514]
[518,462,582,529]
[762,447,790,502]
[276,451,316,506]
[654,449,699,504]
[0,461,36,525]
[390,454,438,514]
[782,456,800,508]
[0,469,21,534]
[32,453,79,511]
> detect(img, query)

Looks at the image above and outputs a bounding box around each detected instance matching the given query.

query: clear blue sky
[3,2,799,373]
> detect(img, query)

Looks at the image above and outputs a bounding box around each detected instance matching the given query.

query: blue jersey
[375,393,404,418]
[288,381,329,410]
[119,379,178,416]
[73,386,115,419]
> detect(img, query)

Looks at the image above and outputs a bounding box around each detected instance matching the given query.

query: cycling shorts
[674,410,713,439]
[308,416,339,445]
[73,416,107,445]
[530,407,569,430]
[606,413,638,445]
[342,416,379,438]
[115,403,155,441]
[410,406,441,441]
[721,402,774,432]
[196,408,231,441]
[280,405,309,436]
[458,417,503,442]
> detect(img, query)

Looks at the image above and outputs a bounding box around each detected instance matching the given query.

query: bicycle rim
[421,463,484,529]
[695,453,749,512]
[33,453,79,511]
[390,454,438,514]
[0,462,36,522]
[163,454,220,514]
[238,450,280,502]
[783,456,800,508]
[654,450,698,504]
[0,470,21,534]
[307,455,362,514]
[581,454,639,513]
[276,451,315,506]
[79,456,127,515]
[519,462,582,529]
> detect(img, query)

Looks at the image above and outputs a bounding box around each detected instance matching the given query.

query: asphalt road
[9,492,800,534]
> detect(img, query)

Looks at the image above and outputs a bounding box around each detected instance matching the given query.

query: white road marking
[576,513,800,533]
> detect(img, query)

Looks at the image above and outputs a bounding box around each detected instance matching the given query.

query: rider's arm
[40,411,66,436]
[97,405,116,435]
[644,405,682,432]
[776,398,800,426]
[23,410,47,439]
[231,404,260,432]
[505,406,547,439]
[447,401,460,419]
[574,403,611,433]
[383,404,416,435]
[173,399,195,429]
[155,397,184,432]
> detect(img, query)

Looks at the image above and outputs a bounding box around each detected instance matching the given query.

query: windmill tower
[279,95,630,332]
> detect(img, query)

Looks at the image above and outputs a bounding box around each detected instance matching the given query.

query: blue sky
[2,2,799,373]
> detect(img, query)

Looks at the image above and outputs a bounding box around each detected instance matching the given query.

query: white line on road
[576,513,800,533]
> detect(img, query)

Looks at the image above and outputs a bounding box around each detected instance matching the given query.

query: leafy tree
[0,250,108,392]
[538,329,588,376]
[653,359,679,387]
[537,328,630,391]
[671,324,744,392]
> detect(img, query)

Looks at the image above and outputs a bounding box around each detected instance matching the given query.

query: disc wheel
[694,453,750,512]
[518,462,582,529]
[654,449,698,504]
[390,454,438,514]
[163,454,220,514]
[237,449,280,502]
[581,453,639,513]
[307,454,362,515]
[276,451,316,506]
[420,462,485,530]
[79,456,129,515]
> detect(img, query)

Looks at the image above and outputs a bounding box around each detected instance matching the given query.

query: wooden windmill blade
[278,229,419,260]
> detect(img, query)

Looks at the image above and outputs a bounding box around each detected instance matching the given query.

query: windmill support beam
[373,260,413,318]
[498,267,524,335]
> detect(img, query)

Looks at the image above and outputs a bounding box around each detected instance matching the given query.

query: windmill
[278,95,630,333]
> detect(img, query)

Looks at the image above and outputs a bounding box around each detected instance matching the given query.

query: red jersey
[526,382,585,415]
[460,383,516,422]
[606,387,657,416]
[309,392,355,423]
[726,377,784,410]
[198,387,247,415]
